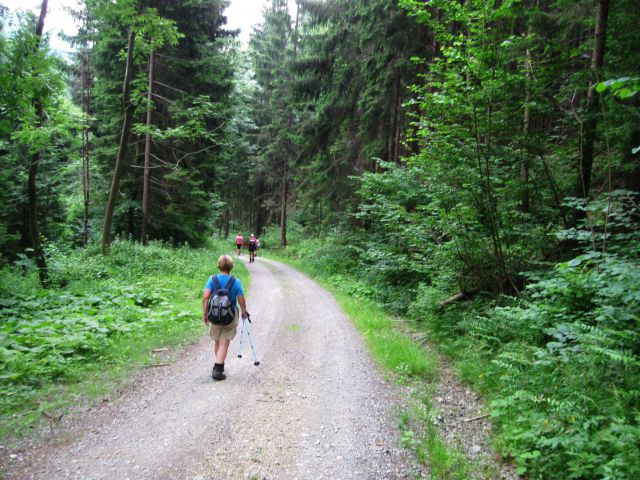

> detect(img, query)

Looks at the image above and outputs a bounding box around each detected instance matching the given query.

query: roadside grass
[262,250,471,479]
[0,238,246,442]
[337,294,436,379]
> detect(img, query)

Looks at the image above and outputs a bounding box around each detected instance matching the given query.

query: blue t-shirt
[204,274,244,306]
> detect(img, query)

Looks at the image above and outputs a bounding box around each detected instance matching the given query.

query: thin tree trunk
[141,48,154,245]
[224,209,230,239]
[128,138,141,238]
[575,0,609,222]
[102,30,136,255]
[520,45,532,213]
[388,71,399,164]
[394,79,402,163]
[280,0,301,248]
[279,160,288,247]
[81,47,91,248]
[28,0,49,286]
[540,155,568,226]
[255,180,266,236]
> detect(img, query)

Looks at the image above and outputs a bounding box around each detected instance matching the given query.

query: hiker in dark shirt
[202,254,249,381]
[248,234,258,263]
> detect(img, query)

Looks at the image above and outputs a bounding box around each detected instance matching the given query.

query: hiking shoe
[212,364,226,381]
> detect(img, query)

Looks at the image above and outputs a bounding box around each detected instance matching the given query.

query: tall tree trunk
[575,0,609,222]
[279,160,288,247]
[28,0,49,286]
[223,209,230,239]
[393,78,402,163]
[388,71,399,164]
[81,46,91,248]
[128,137,141,239]
[280,0,301,248]
[102,30,136,255]
[141,48,154,245]
[254,180,266,236]
[520,26,533,213]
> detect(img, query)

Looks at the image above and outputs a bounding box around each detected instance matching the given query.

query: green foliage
[596,77,640,100]
[0,11,80,261]
[87,0,237,247]
[0,239,235,431]
[485,257,640,479]
[412,247,640,479]
[271,191,640,478]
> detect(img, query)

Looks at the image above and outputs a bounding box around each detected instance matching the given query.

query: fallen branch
[462,414,490,423]
[438,292,470,309]
[145,363,171,368]
[152,348,169,353]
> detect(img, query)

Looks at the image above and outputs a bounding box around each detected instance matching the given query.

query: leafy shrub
[0,239,218,418]
[418,251,640,479]
[483,253,640,479]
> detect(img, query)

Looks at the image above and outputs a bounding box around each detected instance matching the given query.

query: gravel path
[3,257,421,480]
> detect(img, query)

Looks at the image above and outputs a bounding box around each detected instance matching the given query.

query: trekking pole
[242,314,260,366]
[237,317,245,359]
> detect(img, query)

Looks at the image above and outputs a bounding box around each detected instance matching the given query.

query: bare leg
[215,338,231,364]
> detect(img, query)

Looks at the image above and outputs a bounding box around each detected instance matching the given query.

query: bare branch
[153,81,188,95]
[129,144,220,170]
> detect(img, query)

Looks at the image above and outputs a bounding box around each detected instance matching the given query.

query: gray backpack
[206,275,236,325]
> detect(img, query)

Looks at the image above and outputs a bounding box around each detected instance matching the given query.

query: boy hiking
[202,254,250,381]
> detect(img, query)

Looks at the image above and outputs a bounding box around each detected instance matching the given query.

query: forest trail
[5,257,421,480]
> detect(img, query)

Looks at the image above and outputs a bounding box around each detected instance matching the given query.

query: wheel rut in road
[5,257,421,480]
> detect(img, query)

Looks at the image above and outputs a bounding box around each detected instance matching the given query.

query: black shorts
[236,243,242,249]
[248,244,257,252]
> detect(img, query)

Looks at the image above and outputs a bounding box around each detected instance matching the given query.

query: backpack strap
[224,276,236,313]
[212,275,234,291]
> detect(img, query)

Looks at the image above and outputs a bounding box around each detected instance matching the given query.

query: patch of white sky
[0,0,297,54]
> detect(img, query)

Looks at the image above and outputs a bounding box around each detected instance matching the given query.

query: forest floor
[1,257,516,479]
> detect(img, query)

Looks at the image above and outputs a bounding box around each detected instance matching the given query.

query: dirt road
[5,257,421,479]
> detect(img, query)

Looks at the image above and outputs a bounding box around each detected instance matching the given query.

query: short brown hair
[217,254,234,272]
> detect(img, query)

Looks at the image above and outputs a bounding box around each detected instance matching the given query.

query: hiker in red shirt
[235,233,244,255]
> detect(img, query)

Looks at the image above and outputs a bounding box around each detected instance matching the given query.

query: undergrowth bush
[486,253,640,479]
[413,252,640,479]
[0,238,227,425]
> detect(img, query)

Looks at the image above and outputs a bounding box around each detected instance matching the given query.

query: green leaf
[595,82,607,93]
[618,88,633,99]
[567,258,582,267]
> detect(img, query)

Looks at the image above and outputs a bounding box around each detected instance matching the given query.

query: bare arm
[202,289,211,324]
[237,294,249,318]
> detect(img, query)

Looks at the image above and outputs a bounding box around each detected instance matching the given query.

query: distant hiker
[248,233,258,263]
[202,254,250,381]
[235,232,244,255]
